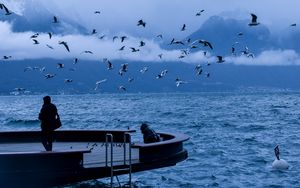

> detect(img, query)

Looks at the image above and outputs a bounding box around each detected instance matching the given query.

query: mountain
[1,58,300,95]
[187,16,274,55]
[277,27,300,52]
[0,7,88,35]
[162,15,275,56]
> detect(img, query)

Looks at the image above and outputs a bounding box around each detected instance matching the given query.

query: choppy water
[1,92,300,187]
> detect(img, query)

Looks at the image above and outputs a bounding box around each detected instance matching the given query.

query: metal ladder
[105,133,132,188]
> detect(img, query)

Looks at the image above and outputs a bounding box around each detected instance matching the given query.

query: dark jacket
[142,126,160,143]
[39,103,57,131]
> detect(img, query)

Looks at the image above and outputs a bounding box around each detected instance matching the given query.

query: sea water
[1,92,300,187]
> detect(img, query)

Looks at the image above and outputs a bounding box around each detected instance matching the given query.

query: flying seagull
[128,78,134,83]
[196,9,205,16]
[58,41,70,52]
[175,78,188,87]
[120,63,128,72]
[73,58,79,64]
[32,39,39,44]
[119,46,125,51]
[195,65,203,75]
[137,19,146,27]
[118,85,126,91]
[217,56,225,63]
[113,36,118,42]
[53,16,59,23]
[91,29,97,35]
[99,35,106,39]
[140,67,148,74]
[40,67,46,72]
[118,63,128,76]
[139,41,146,47]
[45,73,56,79]
[94,11,101,14]
[46,44,54,49]
[130,47,140,52]
[156,34,163,39]
[95,79,107,90]
[30,33,39,38]
[57,63,64,69]
[64,79,73,83]
[231,46,235,55]
[120,36,127,42]
[48,32,52,39]
[81,50,93,54]
[106,60,113,70]
[181,49,189,56]
[156,69,168,79]
[249,13,259,26]
[170,38,184,45]
[181,24,186,31]
[3,55,12,59]
[24,66,33,72]
[199,39,213,50]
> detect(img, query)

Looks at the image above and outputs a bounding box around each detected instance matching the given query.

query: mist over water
[1,92,300,187]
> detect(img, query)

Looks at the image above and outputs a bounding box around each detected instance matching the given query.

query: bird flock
[0,3,297,94]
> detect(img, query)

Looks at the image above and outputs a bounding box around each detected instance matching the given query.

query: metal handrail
[106,133,132,188]
[105,133,113,187]
[124,132,132,187]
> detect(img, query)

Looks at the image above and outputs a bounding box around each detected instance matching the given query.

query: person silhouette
[38,96,58,151]
[140,123,160,143]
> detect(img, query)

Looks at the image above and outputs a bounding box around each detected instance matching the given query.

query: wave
[4,118,40,126]
[271,104,290,109]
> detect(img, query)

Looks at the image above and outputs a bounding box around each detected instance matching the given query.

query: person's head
[140,123,149,133]
[43,96,51,104]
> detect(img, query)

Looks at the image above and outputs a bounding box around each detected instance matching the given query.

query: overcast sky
[1,0,300,65]
[22,0,300,35]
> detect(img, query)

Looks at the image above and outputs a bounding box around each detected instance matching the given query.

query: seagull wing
[95,79,107,90]
[251,13,257,23]
[53,16,58,23]
[2,4,11,15]
[96,79,107,85]
[206,41,213,50]
[33,39,39,44]
[46,44,54,49]
[181,24,186,31]
[59,42,70,52]
[64,43,70,52]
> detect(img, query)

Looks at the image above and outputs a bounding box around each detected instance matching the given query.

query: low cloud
[0,21,200,62]
[227,49,300,66]
[1,20,300,67]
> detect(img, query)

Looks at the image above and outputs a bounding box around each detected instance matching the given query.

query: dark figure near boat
[140,123,160,143]
[38,96,58,151]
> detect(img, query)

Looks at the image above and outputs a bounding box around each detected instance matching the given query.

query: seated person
[140,123,160,143]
